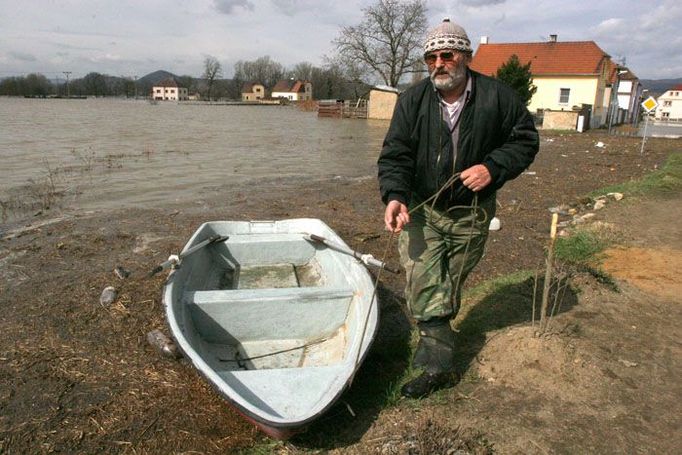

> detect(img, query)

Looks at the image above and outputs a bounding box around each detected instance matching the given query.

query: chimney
[549,34,557,43]
[480,36,489,44]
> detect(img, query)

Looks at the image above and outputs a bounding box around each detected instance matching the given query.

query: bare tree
[233,56,285,92]
[289,62,316,82]
[333,0,427,87]
[202,56,223,100]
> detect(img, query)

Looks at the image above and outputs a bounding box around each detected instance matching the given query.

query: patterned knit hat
[424,18,472,55]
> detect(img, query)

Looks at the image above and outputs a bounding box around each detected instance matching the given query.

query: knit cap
[424,18,472,55]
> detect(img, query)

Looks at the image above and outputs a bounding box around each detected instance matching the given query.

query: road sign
[641,96,658,113]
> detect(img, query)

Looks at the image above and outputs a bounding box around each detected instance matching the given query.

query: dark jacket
[378,70,539,207]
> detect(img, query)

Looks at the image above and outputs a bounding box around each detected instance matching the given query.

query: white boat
[162,219,379,438]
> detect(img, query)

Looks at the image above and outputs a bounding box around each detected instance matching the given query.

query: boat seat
[184,287,356,343]
[215,364,349,420]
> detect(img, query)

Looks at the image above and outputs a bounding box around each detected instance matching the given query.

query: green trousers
[398,195,496,322]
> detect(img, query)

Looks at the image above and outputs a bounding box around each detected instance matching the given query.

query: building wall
[530,76,607,128]
[368,90,398,120]
[655,89,682,120]
[272,91,298,101]
[530,76,598,112]
[302,82,313,101]
[542,110,579,130]
[242,85,265,101]
[152,86,188,101]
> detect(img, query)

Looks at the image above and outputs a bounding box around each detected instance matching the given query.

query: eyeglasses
[424,51,456,65]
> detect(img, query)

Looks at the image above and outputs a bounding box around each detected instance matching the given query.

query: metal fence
[317,99,368,119]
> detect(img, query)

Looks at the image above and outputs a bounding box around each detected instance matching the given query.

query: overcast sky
[1,0,680,82]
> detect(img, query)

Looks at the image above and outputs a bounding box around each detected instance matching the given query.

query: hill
[137,70,180,86]
[640,77,682,97]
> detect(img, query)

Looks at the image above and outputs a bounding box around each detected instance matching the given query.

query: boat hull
[162,219,379,438]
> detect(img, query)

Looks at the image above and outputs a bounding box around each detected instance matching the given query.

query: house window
[664,101,672,106]
[662,112,670,118]
[559,88,570,104]
[156,89,161,93]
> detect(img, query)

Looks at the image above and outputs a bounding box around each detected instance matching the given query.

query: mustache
[431,68,451,77]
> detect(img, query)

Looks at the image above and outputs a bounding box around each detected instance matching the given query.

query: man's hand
[384,200,410,233]
[460,164,492,192]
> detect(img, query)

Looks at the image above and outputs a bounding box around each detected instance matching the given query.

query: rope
[349,229,396,385]
[218,336,330,369]
[374,173,487,330]
[215,175,485,376]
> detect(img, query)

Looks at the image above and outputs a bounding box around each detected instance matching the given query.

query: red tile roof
[471,41,611,77]
[272,79,306,93]
[156,78,179,87]
[670,84,682,91]
[241,82,263,93]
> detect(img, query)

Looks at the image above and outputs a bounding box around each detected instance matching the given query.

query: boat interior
[166,221,377,421]
[173,224,368,372]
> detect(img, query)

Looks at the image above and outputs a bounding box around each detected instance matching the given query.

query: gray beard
[430,65,467,92]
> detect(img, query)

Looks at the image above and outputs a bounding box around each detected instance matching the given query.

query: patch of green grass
[554,230,609,264]
[463,270,535,301]
[590,151,682,197]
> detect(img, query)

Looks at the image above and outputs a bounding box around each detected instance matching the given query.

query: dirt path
[0,131,680,453]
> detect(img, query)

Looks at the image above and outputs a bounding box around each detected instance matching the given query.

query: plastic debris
[489,217,501,231]
[595,141,605,148]
[618,358,638,368]
[549,205,570,215]
[147,329,181,359]
[593,199,607,210]
[99,286,117,306]
[607,192,624,201]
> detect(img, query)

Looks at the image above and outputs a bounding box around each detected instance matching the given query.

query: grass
[554,230,609,264]
[590,151,682,197]
[463,270,535,301]
[559,152,682,268]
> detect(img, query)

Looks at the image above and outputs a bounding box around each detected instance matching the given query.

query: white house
[271,79,312,101]
[655,84,682,121]
[152,78,188,101]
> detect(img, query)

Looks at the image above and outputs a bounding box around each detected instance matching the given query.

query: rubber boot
[402,317,457,398]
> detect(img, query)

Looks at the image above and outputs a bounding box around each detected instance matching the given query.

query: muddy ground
[0,130,680,454]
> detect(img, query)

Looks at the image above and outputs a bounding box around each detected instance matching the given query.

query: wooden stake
[539,213,559,332]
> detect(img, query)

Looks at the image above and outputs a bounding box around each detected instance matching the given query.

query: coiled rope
[350,173,488,379]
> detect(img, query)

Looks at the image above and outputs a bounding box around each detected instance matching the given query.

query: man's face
[425,50,470,92]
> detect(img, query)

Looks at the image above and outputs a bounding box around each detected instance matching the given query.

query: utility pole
[63,71,72,98]
[134,75,138,99]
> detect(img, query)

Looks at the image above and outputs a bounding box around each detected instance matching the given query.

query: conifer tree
[495,54,537,105]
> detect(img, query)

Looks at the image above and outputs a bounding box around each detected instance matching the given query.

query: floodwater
[0,97,389,220]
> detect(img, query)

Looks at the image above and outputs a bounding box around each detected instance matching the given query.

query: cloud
[594,17,624,34]
[460,0,506,6]
[9,51,36,62]
[214,0,255,14]
[270,0,312,16]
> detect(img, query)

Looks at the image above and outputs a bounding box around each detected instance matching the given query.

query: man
[378,18,539,398]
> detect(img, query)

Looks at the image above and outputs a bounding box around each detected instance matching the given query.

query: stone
[99,286,117,306]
